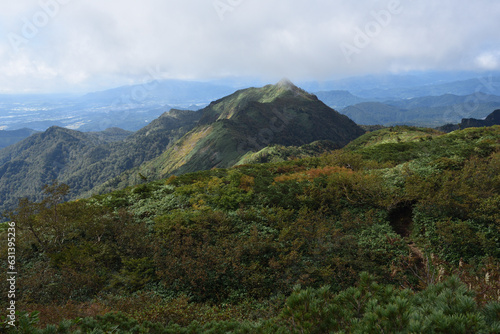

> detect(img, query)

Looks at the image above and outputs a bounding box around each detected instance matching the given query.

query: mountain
[461,109,500,128]
[385,92,500,109]
[314,90,367,109]
[341,102,404,125]
[437,109,500,132]
[94,80,365,192]
[0,109,201,213]
[147,79,363,174]
[0,127,109,211]
[0,128,39,149]
[82,79,237,106]
[341,93,500,126]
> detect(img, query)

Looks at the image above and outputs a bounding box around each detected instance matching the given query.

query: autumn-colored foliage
[273,166,352,183]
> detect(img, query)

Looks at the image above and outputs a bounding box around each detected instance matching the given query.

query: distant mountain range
[357,76,500,99]
[0,80,364,214]
[339,93,500,126]
[305,72,500,99]
[314,91,367,109]
[310,74,500,127]
[82,79,237,106]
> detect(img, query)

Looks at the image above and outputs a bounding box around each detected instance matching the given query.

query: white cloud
[0,0,499,93]
[475,51,500,70]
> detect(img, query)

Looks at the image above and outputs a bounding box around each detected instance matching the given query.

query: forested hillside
[0,110,201,213]
[1,125,499,333]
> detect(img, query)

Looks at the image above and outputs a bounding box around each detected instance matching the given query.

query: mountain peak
[277,78,296,89]
[199,80,324,124]
[274,78,307,97]
[261,79,316,103]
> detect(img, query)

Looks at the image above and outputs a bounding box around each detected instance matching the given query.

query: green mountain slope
[345,125,499,165]
[98,80,365,191]
[235,140,340,165]
[0,127,106,211]
[345,126,444,151]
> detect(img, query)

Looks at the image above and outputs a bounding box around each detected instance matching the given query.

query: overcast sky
[1,0,499,93]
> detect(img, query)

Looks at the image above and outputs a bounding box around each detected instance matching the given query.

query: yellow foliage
[273,166,353,183]
[239,175,255,191]
[165,175,177,184]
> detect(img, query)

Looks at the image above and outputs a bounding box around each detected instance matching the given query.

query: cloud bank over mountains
[0,0,499,93]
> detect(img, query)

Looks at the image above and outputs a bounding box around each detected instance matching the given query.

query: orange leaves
[25,300,112,328]
[165,175,177,184]
[239,174,255,191]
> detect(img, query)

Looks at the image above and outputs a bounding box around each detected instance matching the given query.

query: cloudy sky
[1,0,499,93]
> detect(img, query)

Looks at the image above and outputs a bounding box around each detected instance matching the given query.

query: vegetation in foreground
[1,125,499,332]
